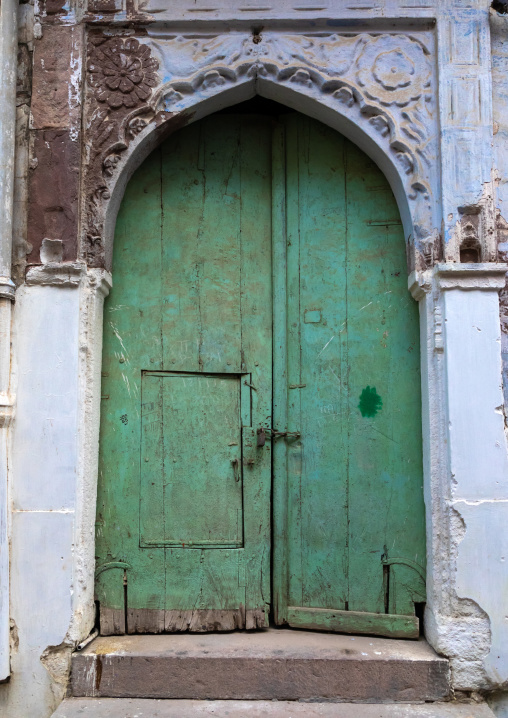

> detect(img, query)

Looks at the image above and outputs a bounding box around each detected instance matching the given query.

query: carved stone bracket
[83,30,439,270]
[26,261,87,288]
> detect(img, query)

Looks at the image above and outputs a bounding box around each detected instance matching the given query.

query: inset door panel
[140,372,252,548]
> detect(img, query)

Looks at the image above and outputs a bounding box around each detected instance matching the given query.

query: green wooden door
[96,110,425,638]
[96,115,273,633]
[272,115,425,639]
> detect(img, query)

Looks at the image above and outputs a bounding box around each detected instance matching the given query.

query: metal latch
[257,427,301,447]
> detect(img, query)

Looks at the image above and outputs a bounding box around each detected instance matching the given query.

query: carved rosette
[356,36,431,108]
[84,34,160,266]
[84,31,438,270]
[88,37,158,108]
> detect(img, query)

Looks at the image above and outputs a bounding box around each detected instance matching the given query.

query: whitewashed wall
[487,10,508,716]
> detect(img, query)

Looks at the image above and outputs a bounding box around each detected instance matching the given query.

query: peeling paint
[9,620,18,654]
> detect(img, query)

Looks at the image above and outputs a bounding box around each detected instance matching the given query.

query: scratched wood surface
[276,114,425,637]
[96,110,425,637]
[96,116,273,632]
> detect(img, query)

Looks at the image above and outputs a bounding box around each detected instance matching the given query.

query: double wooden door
[96,111,426,639]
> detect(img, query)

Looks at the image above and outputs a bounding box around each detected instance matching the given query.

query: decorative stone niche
[445,181,499,264]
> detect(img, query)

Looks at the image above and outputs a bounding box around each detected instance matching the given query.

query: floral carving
[369,115,390,137]
[84,34,160,265]
[201,70,227,90]
[333,86,355,107]
[88,37,159,109]
[373,50,414,91]
[126,116,148,139]
[86,186,111,250]
[289,69,314,87]
[103,152,123,177]
[84,31,437,270]
[356,35,431,107]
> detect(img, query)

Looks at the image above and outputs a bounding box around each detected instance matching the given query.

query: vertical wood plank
[299,117,349,611]
[161,118,243,373]
[285,115,350,612]
[285,115,304,611]
[139,374,164,547]
[160,122,202,372]
[272,120,289,624]
[238,116,273,620]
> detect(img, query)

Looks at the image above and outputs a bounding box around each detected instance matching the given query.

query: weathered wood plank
[125,608,268,633]
[271,121,289,626]
[284,116,304,611]
[238,117,273,620]
[127,608,165,634]
[287,607,419,639]
[96,145,165,629]
[100,608,126,636]
[283,115,350,613]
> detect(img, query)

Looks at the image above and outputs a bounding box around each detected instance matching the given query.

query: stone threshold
[53,698,496,718]
[71,628,450,703]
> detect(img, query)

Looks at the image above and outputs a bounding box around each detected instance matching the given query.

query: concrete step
[71,629,450,702]
[53,698,496,718]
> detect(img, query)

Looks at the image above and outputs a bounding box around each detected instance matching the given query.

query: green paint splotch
[358,386,382,417]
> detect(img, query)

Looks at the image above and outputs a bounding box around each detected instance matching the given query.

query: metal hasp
[257,427,301,446]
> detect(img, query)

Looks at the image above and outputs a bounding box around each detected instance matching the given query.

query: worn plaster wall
[492,10,508,398]
[0,268,109,718]
[0,283,79,716]
[0,2,83,715]
[487,9,508,716]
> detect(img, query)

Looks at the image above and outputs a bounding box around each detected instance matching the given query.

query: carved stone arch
[83,31,439,273]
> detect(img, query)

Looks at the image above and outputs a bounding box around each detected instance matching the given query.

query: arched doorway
[95,100,425,638]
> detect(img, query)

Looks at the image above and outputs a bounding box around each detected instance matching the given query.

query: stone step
[53,698,496,718]
[71,629,450,702]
